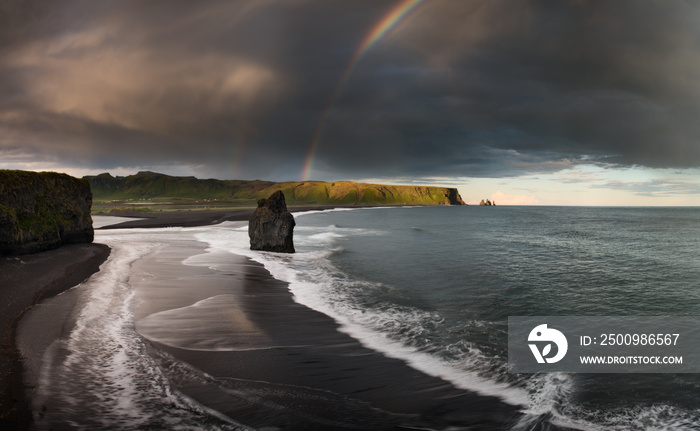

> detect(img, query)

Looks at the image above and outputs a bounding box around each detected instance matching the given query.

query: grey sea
[18,206,700,429]
[279,206,700,429]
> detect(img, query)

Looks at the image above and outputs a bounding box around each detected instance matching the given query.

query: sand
[96,206,336,229]
[5,210,563,429]
[0,243,110,429]
[143,251,526,429]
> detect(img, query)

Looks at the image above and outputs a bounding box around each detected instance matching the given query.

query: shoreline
[0,243,110,429]
[96,205,340,229]
[144,250,527,429]
[114,209,535,428]
[1,206,323,427]
[8,207,561,429]
[94,203,441,230]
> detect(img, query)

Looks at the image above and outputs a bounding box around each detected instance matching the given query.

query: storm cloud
[2,0,700,181]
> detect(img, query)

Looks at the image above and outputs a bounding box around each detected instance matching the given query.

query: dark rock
[446,188,466,205]
[249,191,295,253]
[0,170,94,256]
[479,199,493,206]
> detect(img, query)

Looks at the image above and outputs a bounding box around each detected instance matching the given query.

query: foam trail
[105,215,700,431]
[193,224,530,407]
[35,231,244,430]
[193,218,692,431]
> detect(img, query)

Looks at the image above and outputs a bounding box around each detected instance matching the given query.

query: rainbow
[301,0,425,181]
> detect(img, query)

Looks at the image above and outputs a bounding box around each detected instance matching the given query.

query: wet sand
[143,252,527,429]
[98,206,338,229]
[11,211,566,429]
[0,243,110,429]
[123,233,528,429]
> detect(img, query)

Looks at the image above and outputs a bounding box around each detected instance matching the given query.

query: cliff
[85,171,466,206]
[0,171,94,255]
[259,181,466,206]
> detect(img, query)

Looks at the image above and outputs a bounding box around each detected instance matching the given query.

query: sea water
[25,207,700,429]
[216,206,700,429]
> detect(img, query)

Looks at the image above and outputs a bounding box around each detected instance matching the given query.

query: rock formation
[0,170,94,255]
[445,188,466,205]
[479,199,495,206]
[249,190,295,253]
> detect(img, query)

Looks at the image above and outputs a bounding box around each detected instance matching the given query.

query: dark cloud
[1,0,700,181]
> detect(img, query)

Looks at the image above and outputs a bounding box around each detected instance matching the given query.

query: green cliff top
[85,171,465,211]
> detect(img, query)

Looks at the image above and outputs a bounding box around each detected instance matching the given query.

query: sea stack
[0,170,94,255]
[249,190,295,253]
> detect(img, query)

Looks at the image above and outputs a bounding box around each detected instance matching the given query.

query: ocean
[19,206,700,429]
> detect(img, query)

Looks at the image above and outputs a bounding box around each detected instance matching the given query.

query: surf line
[301,0,425,181]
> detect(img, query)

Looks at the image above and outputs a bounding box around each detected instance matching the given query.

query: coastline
[2,207,324,428]
[96,206,339,229]
[118,209,533,428]
[144,251,526,429]
[0,243,110,429]
[9,208,565,429]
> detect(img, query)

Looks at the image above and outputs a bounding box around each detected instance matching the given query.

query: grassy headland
[85,171,465,213]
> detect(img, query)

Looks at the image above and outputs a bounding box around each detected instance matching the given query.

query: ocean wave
[191,217,697,431]
[193,224,531,406]
[36,235,244,430]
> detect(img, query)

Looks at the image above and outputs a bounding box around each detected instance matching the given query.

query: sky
[2,0,700,205]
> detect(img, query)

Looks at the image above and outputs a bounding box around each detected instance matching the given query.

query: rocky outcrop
[446,188,466,205]
[249,191,295,253]
[479,199,495,206]
[0,170,94,255]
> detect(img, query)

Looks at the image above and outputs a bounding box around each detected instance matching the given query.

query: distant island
[85,171,465,208]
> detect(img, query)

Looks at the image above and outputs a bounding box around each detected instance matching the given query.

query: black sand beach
[98,206,336,229]
[144,252,526,430]
[8,210,565,429]
[0,243,110,429]
[2,209,269,428]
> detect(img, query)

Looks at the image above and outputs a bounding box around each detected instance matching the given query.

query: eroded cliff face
[0,171,94,255]
[446,188,466,205]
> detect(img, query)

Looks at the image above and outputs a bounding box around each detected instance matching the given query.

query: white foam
[539,401,700,431]
[193,223,531,407]
[292,207,357,218]
[291,205,412,219]
[177,219,700,430]
[92,215,147,228]
[36,228,244,429]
